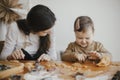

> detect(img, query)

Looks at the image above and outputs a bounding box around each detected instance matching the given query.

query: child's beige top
[62,41,111,62]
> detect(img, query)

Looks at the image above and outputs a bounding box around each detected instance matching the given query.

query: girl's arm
[96,42,112,66]
[98,42,112,59]
[61,43,78,62]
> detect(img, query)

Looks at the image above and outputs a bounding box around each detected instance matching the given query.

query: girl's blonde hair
[74,16,94,33]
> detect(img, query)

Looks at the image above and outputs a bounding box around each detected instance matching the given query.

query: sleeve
[0,22,18,60]
[47,28,57,60]
[61,43,77,62]
[97,42,112,58]
[97,42,112,65]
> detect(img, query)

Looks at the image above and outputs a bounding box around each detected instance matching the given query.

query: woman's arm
[0,22,18,60]
[47,28,57,60]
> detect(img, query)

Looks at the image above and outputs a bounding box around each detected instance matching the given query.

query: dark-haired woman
[0,4,57,61]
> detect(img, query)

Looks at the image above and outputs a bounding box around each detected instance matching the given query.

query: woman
[0,4,57,61]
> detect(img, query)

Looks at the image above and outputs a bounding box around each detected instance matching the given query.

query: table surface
[1,60,120,80]
[23,61,120,80]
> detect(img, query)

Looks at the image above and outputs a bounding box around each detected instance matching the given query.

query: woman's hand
[7,49,25,60]
[37,54,51,62]
[74,53,87,62]
[87,51,102,60]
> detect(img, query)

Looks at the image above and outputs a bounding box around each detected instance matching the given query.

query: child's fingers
[81,56,85,61]
[83,54,87,61]
[96,53,102,59]
[88,51,99,57]
[88,51,96,54]
[77,54,86,61]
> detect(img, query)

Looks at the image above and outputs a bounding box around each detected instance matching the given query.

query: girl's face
[36,28,51,36]
[75,29,94,48]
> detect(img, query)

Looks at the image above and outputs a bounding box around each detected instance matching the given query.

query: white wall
[1,0,120,61]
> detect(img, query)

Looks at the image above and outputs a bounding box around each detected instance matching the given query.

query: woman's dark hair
[27,4,56,32]
[16,4,56,58]
[74,16,94,33]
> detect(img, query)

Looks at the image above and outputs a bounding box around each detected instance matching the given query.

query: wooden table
[1,60,120,80]
[22,60,120,80]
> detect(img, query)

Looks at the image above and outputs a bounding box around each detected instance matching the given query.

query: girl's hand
[37,54,51,62]
[88,51,102,60]
[75,53,87,62]
[7,49,25,60]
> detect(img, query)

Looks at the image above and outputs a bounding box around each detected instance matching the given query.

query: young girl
[62,16,112,66]
[0,4,57,61]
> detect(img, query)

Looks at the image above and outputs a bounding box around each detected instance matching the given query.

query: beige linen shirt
[62,41,111,62]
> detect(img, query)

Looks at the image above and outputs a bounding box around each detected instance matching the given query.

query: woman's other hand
[37,54,51,62]
[7,49,25,60]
